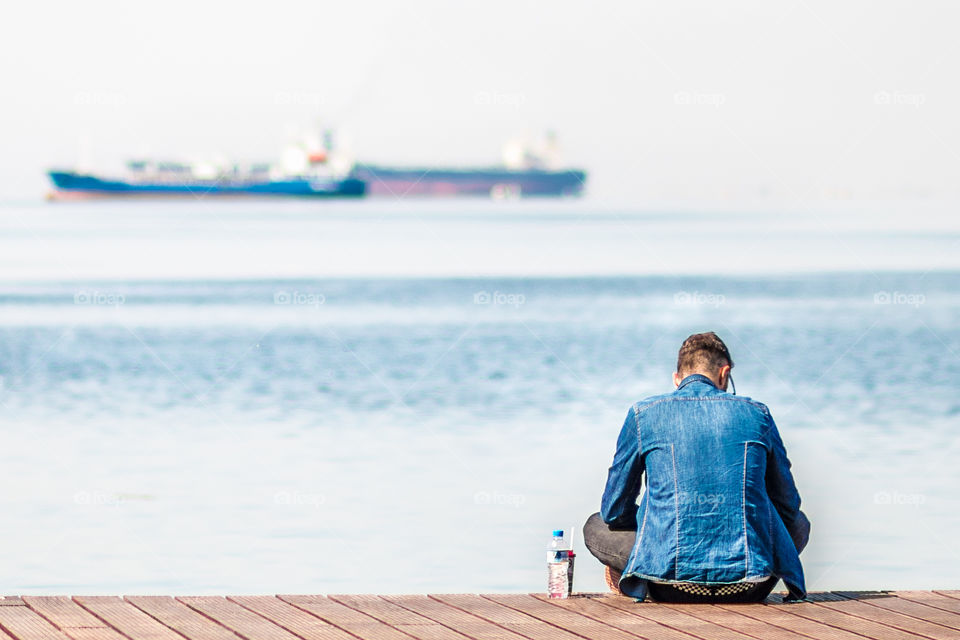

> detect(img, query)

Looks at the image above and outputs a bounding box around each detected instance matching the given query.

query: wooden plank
[867,592,960,629]
[775,597,927,640]
[330,595,475,640]
[330,595,478,640]
[532,593,713,640]
[0,604,73,640]
[717,599,884,640]
[834,592,960,634]
[383,594,535,640]
[825,592,960,639]
[21,597,126,640]
[484,593,659,640]
[279,595,416,640]
[430,593,587,640]
[178,597,305,640]
[329,596,441,627]
[936,592,960,602]
[596,594,807,640]
[898,592,960,616]
[228,596,359,640]
[125,596,240,640]
[56,631,134,640]
[73,597,185,640]
[652,602,814,640]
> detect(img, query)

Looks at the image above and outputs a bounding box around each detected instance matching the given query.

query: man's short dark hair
[677,332,733,375]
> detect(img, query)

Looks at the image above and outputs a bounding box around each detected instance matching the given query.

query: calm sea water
[0,199,958,594]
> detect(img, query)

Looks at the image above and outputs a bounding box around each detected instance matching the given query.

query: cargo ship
[47,168,366,199]
[47,134,364,200]
[47,132,586,200]
[351,165,585,198]
[351,134,586,198]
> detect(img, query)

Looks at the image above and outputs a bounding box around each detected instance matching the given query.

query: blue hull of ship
[48,171,367,198]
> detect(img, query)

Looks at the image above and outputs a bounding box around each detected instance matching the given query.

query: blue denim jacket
[601,374,809,601]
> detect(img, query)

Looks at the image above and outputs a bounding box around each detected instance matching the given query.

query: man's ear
[673,371,683,388]
[718,365,731,390]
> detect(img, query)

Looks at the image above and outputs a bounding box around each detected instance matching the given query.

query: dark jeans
[582,512,778,603]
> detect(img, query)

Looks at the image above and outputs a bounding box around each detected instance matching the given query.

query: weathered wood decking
[1,591,959,640]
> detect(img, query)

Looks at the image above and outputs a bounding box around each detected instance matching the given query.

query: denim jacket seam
[634,502,648,566]
[635,396,771,413]
[768,493,775,549]
[631,397,674,416]
[732,397,771,413]
[672,443,680,580]
[633,404,648,558]
[742,442,750,579]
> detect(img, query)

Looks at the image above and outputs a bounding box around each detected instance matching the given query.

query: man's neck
[681,372,721,388]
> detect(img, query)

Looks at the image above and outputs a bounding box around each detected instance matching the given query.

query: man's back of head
[673,331,734,391]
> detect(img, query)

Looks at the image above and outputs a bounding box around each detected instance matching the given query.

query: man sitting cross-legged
[584,332,810,603]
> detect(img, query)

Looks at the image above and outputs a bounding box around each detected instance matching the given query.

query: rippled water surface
[0,200,957,593]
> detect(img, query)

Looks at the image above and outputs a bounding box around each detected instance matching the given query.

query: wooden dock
[1,591,959,639]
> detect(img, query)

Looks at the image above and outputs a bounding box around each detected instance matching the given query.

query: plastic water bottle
[547,529,571,598]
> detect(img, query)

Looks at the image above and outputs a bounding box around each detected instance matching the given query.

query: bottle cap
[552,529,564,537]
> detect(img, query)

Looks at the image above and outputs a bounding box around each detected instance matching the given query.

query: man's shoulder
[630,390,773,418]
[629,390,676,414]
[723,393,773,416]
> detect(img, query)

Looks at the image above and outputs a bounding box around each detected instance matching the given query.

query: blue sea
[0,199,958,594]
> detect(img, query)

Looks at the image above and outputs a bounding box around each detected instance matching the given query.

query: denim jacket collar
[676,373,718,391]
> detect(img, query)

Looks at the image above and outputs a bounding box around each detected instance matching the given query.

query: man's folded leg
[583,512,780,603]
[582,512,636,572]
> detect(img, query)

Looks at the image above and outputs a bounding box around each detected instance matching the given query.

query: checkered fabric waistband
[661,581,757,596]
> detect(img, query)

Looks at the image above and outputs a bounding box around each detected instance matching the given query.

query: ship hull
[47,171,366,199]
[351,165,586,198]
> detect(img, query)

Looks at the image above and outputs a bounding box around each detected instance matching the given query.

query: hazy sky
[1,0,957,202]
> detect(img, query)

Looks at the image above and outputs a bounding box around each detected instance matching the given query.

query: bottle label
[547,551,569,599]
